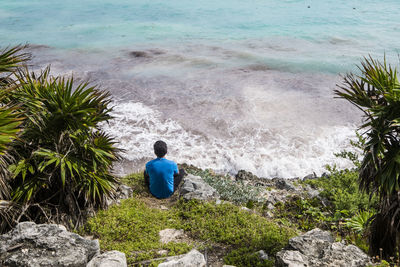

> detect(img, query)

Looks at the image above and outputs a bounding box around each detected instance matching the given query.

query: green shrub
[120,172,147,196]
[335,57,400,258]
[0,45,28,233]
[8,67,120,227]
[85,198,191,264]
[175,199,296,257]
[224,247,274,267]
[346,210,375,234]
[83,189,297,266]
[303,167,376,219]
[275,196,330,231]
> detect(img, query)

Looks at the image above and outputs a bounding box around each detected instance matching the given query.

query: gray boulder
[273,178,296,191]
[158,249,206,267]
[276,250,307,267]
[276,228,370,267]
[180,174,220,201]
[289,228,334,257]
[0,222,100,267]
[86,250,127,267]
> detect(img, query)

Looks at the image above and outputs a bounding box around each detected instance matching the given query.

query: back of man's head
[154,140,167,158]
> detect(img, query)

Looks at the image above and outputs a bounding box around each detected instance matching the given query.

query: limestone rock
[275,250,307,267]
[273,178,296,191]
[289,228,334,257]
[86,250,127,267]
[235,170,258,181]
[159,229,185,244]
[303,173,317,181]
[117,185,133,200]
[158,249,206,267]
[0,222,100,267]
[180,174,220,201]
[256,250,269,260]
[264,189,288,205]
[275,228,370,267]
[304,185,320,198]
[106,184,133,206]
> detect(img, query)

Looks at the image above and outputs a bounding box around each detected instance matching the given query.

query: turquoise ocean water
[1,0,400,177]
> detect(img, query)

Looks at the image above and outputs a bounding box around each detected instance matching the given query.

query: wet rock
[180,174,220,201]
[0,222,100,267]
[276,228,370,267]
[158,249,206,267]
[130,51,149,58]
[87,250,127,267]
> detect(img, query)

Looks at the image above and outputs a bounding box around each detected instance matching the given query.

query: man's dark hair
[154,140,167,158]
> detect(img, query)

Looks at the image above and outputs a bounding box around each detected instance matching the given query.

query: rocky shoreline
[0,168,373,266]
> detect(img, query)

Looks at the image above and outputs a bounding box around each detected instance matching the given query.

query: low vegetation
[182,164,263,204]
[84,171,296,266]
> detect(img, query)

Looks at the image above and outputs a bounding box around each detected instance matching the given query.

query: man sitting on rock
[144,140,185,199]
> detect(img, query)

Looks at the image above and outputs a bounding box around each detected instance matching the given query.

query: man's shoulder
[146,158,177,168]
[164,159,177,166]
[146,158,157,167]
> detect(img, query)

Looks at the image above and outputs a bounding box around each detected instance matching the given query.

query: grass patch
[224,247,274,267]
[84,198,192,264]
[175,199,296,256]
[120,172,147,196]
[83,172,297,266]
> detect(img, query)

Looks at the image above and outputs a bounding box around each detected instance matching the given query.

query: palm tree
[9,66,120,227]
[0,45,28,232]
[0,45,120,230]
[0,45,28,199]
[335,57,400,258]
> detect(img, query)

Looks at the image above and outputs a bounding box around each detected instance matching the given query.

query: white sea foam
[102,101,358,178]
[27,44,363,179]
